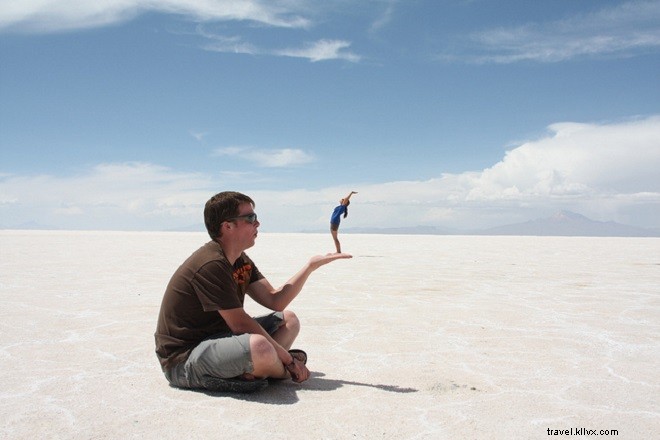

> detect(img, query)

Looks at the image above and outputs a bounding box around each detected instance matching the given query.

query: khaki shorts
[165,311,284,389]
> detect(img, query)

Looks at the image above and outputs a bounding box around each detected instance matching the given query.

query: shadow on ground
[199,371,418,404]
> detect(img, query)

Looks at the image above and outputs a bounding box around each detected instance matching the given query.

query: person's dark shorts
[330,223,339,231]
[165,311,284,389]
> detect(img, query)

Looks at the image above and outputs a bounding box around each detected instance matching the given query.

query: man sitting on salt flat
[154,191,351,393]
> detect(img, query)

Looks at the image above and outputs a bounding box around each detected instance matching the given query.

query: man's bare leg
[247,334,288,380]
[271,310,300,349]
[246,311,301,379]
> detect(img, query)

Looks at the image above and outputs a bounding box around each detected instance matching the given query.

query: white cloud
[351,116,660,229]
[200,31,361,62]
[257,115,659,231]
[369,0,398,34]
[190,130,209,142]
[213,147,316,167]
[198,30,260,55]
[0,162,213,230]
[500,119,660,193]
[275,39,361,63]
[452,0,660,63]
[0,0,310,33]
[53,205,84,216]
[0,1,363,63]
[2,117,659,231]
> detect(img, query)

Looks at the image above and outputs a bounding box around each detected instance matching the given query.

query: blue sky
[1,0,659,232]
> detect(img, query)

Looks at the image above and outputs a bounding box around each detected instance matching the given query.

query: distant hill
[340,225,460,235]
[474,211,659,237]
[337,211,659,237]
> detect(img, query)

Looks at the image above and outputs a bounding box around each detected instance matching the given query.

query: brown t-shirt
[154,240,264,370]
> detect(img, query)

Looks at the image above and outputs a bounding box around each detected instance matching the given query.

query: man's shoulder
[183,241,229,271]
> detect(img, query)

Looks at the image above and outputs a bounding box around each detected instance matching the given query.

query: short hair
[204,191,255,239]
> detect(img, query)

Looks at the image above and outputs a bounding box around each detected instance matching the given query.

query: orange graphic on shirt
[233,264,252,285]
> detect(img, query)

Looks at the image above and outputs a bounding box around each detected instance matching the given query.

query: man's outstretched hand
[308,253,352,270]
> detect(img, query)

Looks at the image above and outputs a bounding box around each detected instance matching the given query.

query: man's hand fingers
[290,362,310,383]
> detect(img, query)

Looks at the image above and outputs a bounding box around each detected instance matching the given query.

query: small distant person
[330,191,357,253]
[154,191,352,393]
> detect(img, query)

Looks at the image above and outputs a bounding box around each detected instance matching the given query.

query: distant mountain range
[3,211,659,237]
[340,211,660,237]
[473,211,659,237]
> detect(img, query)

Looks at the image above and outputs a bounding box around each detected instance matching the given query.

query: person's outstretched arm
[344,191,358,202]
[248,253,352,311]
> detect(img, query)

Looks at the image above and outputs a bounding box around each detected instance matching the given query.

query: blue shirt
[330,204,346,225]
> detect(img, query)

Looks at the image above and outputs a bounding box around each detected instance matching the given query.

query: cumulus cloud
[213,147,316,167]
[0,0,310,33]
[1,117,659,231]
[0,162,213,230]
[338,116,660,229]
[449,0,660,63]
[474,119,660,195]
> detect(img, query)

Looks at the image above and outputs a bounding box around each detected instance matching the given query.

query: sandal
[199,376,269,393]
[288,349,307,365]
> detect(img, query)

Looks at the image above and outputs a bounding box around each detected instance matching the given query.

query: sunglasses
[225,213,258,224]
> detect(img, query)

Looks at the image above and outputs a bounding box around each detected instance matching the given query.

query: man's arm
[247,253,352,312]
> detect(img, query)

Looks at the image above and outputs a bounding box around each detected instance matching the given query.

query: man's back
[154,240,261,370]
